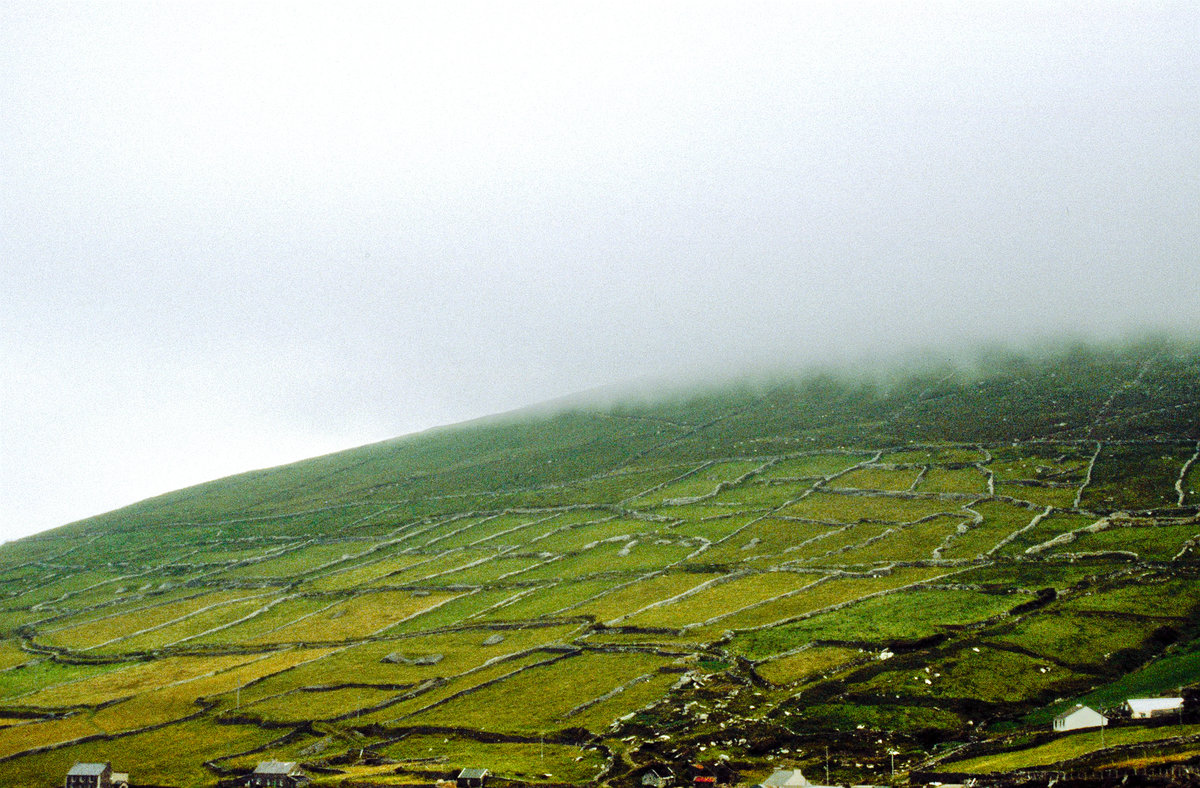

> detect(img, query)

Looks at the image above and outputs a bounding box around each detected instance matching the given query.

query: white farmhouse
[1052,704,1108,732]
[1126,697,1183,719]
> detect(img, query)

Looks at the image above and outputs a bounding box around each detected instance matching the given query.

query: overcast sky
[2,1,1198,541]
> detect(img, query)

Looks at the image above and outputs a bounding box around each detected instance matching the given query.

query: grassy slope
[0,342,1198,786]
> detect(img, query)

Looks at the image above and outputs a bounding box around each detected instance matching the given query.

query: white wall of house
[1053,705,1107,732]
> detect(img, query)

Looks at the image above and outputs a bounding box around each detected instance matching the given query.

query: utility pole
[824,746,829,785]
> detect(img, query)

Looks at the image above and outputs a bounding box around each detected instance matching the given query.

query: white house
[1126,697,1183,719]
[1052,704,1108,732]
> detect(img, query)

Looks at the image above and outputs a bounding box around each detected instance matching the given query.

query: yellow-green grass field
[756,645,864,685]
[944,724,1200,773]
[401,650,674,733]
[617,571,821,629]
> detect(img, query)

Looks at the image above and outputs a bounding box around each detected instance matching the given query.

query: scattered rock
[483,634,505,646]
[299,737,331,757]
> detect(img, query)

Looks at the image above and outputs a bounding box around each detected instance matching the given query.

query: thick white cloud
[3,1,1198,539]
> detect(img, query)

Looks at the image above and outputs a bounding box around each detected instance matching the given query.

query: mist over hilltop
[3,2,1198,539]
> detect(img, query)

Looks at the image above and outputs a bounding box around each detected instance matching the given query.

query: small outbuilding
[1053,704,1108,732]
[457,767,489,788]
[1126,697,1184,719]
[246,760,309,787]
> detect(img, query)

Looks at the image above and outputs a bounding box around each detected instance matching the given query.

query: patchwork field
[2,345,1199,786]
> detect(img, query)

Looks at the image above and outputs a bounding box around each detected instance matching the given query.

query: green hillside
[2,341,1200,787]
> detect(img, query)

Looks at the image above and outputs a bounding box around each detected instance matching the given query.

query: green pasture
[386,587,530,632]
[234,625,579,705]
[263,590,463,642]
[1028,639,1200,725]
[781,492,962,524]
[423,555,546,586]
[429,513,555,549]
[953,559,1128,590]
[989,444,1092,482]
[758,453,872,480]
[620,571,818,629]
[215,542,370,580]
[994,482,1079,509]
[363,550,489,586]
[303,553,428,591]
[541,466,690,507]
[14,653,253,708]
[727,567,956,657]
[530,517,652,552]
[98,594,279,653]
[1057,577,1200,618]
[36,586,211,635]
[918,466,990,494]
[997,512,1097,557]
[380,733,606,784]
[626,460,765,507]
[401,650,672,733]
[831,466,923,491]
[1182,461,1200,507]
[783,522,896,562]
[0,658,132,702]
[571,570,724,624]
[699,518,839,563]
[516,541,696,582]
[0,639,33,671]
[743,588,1030,647]
[794,702,963,735]
[707,480,816,508]
[864,645,1082,704]
[186,596,340,646]
[836,516,964,563]
[0,716,280,787]
[1052,521,1200,560]
[478,578,616,621]
[241,685,399,723]
[567,670,680,731]
[187,542,293,564]
[939,500,1034,559]
[668,512,778,545]
[755,645,864,685]
[987,612,1164,670]
[369,651,560,724]
[1081,443,1195,511]
[944,724,1200,773]
[881,447,989,465]
[9,569,129,608]
[37,589,263,651]
[2,345,1199,779]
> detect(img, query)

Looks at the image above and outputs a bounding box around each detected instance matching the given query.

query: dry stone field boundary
[0,345,1198,786]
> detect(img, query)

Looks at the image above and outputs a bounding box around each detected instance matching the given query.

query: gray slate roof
[763,770,808,787]
[1053,703,1093,721]
[254,760,300,775]
[458,768,490,780]
[68,763,110,776]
